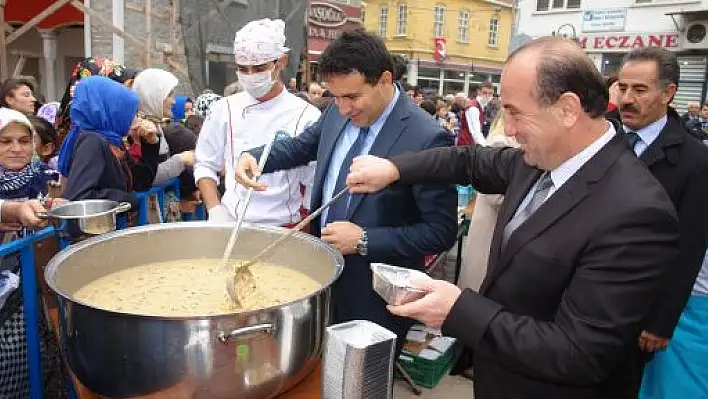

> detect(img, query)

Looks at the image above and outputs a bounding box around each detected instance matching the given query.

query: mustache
[620,104,640,113]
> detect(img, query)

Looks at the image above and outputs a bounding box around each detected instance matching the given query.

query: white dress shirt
[623,115,666,156]
[513,123,617,217]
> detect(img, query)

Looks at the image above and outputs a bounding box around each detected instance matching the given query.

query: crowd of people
[0,14,706,399]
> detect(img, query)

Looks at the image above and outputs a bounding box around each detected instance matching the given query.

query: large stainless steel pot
[45,222,344,398]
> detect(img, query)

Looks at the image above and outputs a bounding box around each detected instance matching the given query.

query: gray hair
[623,47,680,89]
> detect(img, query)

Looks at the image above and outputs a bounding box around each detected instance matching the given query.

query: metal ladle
[227,186,350,306]
[221,135,277,306]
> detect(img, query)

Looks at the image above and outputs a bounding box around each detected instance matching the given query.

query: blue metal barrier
[0,227,56,399]
[133,177,181,225]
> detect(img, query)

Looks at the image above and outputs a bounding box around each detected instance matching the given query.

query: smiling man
[233,29,457,350]
[344,37,680,399]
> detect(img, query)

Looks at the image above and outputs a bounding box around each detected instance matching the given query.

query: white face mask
[237,66,276,99]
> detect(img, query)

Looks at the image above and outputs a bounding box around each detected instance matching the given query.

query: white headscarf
[234,19,289,66]
[132,68,179,118]
[0,107,34,134]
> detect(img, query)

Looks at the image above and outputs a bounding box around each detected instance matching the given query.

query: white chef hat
[234,18,290,66]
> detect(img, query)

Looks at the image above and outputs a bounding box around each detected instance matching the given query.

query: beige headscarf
[132,68,179,118]
[234,19,289,65]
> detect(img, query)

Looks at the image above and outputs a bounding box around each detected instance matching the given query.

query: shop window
[601,53,624,77]
[419,67,441,79]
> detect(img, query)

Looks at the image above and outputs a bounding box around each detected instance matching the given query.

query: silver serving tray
[371,263,428,306]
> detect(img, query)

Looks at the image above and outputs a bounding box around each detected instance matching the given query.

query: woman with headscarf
[55,57,139,147]
[132,69,198,220]
[171,95,193,125]
[59,76,159,209]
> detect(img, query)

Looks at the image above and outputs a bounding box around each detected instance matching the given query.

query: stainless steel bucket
[39,199,131,235]
[44,222,344,398]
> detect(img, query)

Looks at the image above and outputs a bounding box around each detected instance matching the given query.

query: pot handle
[35,211,51,220]
[115,202,132,213]
[218,323,274,344]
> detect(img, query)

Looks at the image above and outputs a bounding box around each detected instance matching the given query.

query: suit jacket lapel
[638,117,683,168]
[483,135,627,292]
[346,94,410,219]
[482,168,541,292]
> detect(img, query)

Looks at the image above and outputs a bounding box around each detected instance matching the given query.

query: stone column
[39,29,58,101]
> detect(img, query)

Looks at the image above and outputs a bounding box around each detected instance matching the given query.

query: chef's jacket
[194,89,320,226]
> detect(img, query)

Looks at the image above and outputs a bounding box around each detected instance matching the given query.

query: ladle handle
[220,134,278,267]
[240,186,350,269]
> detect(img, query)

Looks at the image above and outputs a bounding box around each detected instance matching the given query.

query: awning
[4,0,84,29]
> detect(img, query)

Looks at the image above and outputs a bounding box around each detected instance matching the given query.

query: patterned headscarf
[57,76,139,177]
[0,108,55,199]
[55,57,136,145]
[195,93,222,119]
[37,101,60,124]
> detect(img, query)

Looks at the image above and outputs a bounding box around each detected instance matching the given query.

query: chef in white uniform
[195,19,320,226]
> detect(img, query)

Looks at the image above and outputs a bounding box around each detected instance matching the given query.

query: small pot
[39,200,131,236]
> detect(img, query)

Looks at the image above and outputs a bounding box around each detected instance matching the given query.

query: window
[397,3,407,36]
[379,6,388,37]
[536,0,581,11]
[458,9,470,43]
[488,16,499,47]
[434,4,445,37]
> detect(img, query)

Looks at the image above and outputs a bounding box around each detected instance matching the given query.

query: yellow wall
[362,0,512,67]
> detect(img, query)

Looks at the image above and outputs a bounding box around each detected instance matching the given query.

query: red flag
[434,36,447,63]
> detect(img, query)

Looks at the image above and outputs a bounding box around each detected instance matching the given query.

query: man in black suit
[346,37,680,399]
[233,29,458,348]
[613,47,708,387]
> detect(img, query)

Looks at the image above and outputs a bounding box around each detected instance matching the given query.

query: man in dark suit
[233,29,458,345]
[612,47,708,389]
[346,37,680,399]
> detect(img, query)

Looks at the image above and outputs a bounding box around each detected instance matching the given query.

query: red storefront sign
[434,36,447,63]
[307,1,361,62]
[578,33,680,51]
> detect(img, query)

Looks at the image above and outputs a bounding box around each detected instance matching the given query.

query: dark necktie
[625,131,641,153]
[502,173,554,246]
[325,127,371,223]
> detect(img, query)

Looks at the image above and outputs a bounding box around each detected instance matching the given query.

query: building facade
[363,0,514,96]
[306,0,363,85]
[516,0,708,111]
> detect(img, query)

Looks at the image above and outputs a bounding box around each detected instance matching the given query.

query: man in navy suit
[234,29,458,344]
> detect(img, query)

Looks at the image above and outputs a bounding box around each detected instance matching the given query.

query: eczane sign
[578,33,680,52]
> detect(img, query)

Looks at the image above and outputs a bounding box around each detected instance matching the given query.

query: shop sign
[434,36,447,63]
[578,33,680,51]
[309,2,347,28]
[582,9,627,33]
[308,2,349,41]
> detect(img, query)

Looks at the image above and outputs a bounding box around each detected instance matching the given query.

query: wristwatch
[356,229,368,256]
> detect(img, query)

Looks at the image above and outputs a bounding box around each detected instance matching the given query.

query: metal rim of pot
[44,222,345,321]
